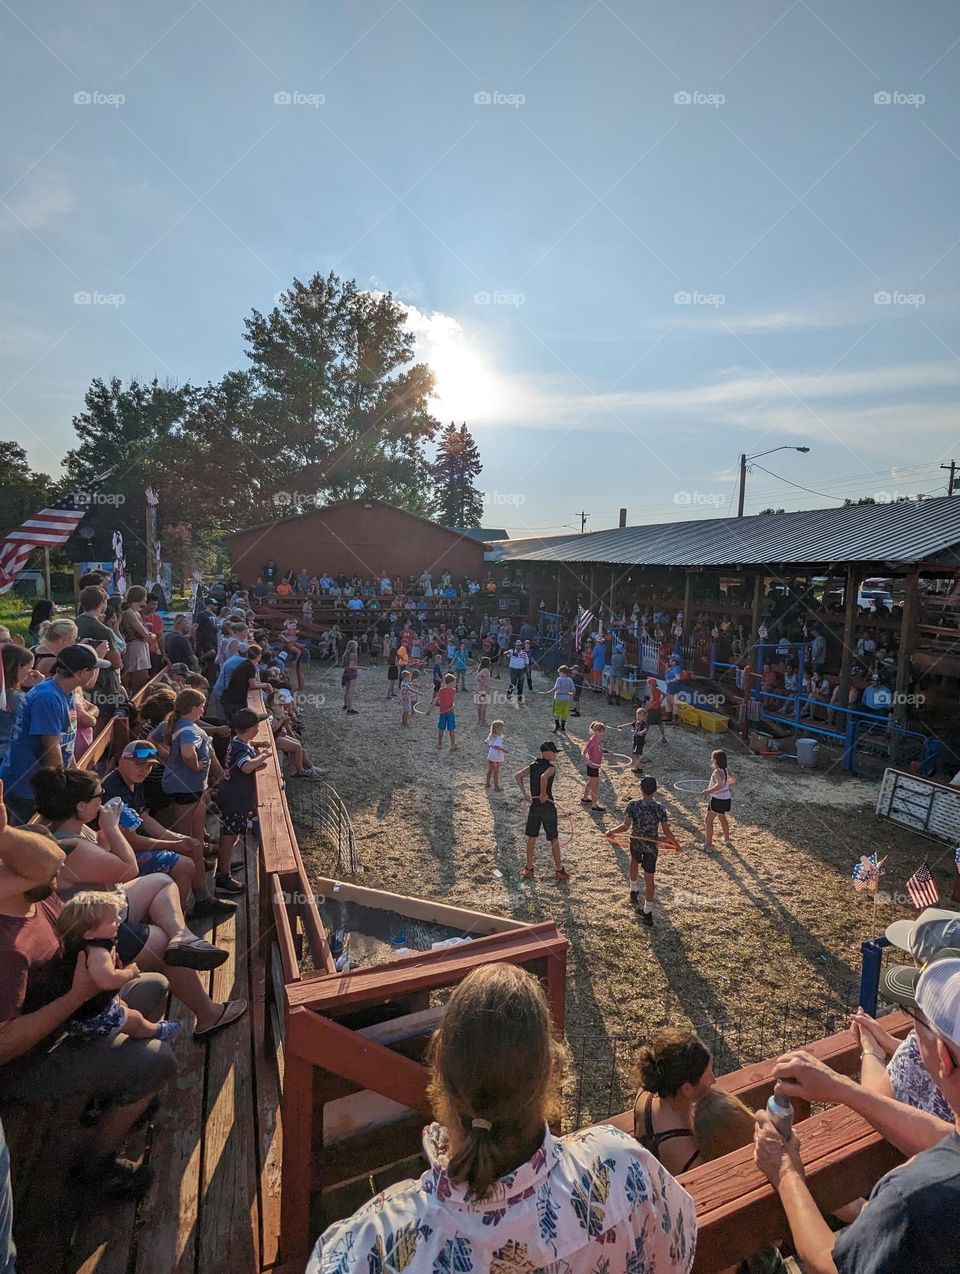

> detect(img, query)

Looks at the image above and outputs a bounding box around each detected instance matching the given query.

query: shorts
[647,707,662,725]
[135,848,182,876]
[122,641,151,674]
[709,797,732,814]
[219,808,251,836]
[630,838,658,874]
[524,803,559,841]
[586,765,600,779]
[553,700,570,720]
[632,737,646,756]
[117,918,151,965]
[438,711,456,732]
[65,997,127,1040]
[387,666,399,681]
[162,790,205,807]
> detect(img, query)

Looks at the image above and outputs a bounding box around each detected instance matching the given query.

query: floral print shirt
[308,1121,696,1273]
[887,1030,954,1123]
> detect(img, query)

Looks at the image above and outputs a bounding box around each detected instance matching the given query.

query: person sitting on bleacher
[0,802,176,1199]
[307,963,696,1273]
[756,957,960,1273]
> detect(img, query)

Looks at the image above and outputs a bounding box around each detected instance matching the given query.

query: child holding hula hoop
[605,775,674,925]
[580,721,607,812]
[703,748,735,849]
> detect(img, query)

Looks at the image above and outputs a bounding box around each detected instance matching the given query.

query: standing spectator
[119,588,153,696]
[809,626,827,674]
[165,614,198,670]
[505,640,528,704]
[151,689,222,845]
[140,597,165,673]
[26,599,55,648]
[632,1030,714,1175]
[0,645,105,825]
[307,964,695,1273]
[30,617,79,678]
[0,646,42,764]
[75,586,125,723]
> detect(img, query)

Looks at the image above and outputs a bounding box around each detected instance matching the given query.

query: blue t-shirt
[832,1131,960,1274]
[154,718,211,795]
[0,679,77,798]
[214,652,246,697]
[591,644,606,673]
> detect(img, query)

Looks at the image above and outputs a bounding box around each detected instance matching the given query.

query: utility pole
[941,461,958,496]
[737,452,747,517]
[577,511,589,533]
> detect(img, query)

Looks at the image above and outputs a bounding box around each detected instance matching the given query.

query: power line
[749,462,852,503]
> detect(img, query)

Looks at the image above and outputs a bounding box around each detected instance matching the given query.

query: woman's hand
[851,1008,899,1059]
[99,801,122,831]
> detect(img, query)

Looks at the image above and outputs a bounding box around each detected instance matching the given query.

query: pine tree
[430,422,484,527]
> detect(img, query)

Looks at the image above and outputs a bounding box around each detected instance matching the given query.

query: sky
[2,0,960,541]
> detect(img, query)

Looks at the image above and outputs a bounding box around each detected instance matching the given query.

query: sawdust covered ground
[287,660,947,1127]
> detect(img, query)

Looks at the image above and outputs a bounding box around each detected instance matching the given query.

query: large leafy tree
[429,421,484,527]
[0,442,53,536]
[243,273,438,511]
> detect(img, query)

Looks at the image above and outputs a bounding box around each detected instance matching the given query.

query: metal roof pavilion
[500,496,960,572]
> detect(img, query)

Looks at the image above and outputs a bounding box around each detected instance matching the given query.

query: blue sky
[2,0,960,537]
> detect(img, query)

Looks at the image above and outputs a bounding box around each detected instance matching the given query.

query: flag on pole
[575,605,595,648]
[954,846,960,875]
[906,861,940,910]
[852,853,884,893]
[111,530,127,596]
[0,476,108,594]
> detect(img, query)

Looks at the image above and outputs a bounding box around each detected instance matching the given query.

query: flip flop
[193,998,247,1041]
[165,935,228,970]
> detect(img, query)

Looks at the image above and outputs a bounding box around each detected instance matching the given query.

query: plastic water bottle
[766,1092,794,1140]
[118,803,143,831]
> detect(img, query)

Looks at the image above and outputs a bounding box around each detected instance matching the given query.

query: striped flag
[575,605,595,648]
[852,853,884,893]
[906,861,940,910]
[0,476,109,594]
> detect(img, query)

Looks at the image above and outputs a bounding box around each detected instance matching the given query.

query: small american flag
[852,853,884,893]
[954,846,960,876]
[0,473,111,594]
[906,861,940,910]
[575,604,595,648]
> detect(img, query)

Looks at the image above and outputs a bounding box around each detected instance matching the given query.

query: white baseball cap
[886,907,960,963]
[916,956,960,1048]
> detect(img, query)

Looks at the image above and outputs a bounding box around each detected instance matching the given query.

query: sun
[401,303,501,421]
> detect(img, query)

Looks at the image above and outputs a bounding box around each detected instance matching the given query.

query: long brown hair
[635,1029,711,1098]
[162,688,207,744]
[427,963,564,1199]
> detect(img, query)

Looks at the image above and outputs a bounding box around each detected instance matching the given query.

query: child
[616,705,648,772]
[432,672,458,751]
[550,664,576,734]
[385,648,399,699]
[399,668,418,727]
[474,656,492,726]
[645,677,669,744]
[431,650,444,696]
[604,775,674,925]
[215,708,271,892]
[485,719,506,790]
[452,641,469,691]
[703,748,735,850]
[57,891,182,1041]
[580,721,606,811]
[570,664,584,717]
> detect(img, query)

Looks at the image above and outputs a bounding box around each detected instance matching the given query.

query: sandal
[522,866,535,878]
[165,935,228,970]
[555,867,571,882]
[193,998,247,1041]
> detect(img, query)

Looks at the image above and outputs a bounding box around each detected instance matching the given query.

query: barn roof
[500,496,960,570]
[224,499,480,547]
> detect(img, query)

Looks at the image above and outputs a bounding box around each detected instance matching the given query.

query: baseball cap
[880,946,960,1011]
[121,740,159,761]
[56,644,111,673]
[886,908,960,963]
[167,662,190,676]
[916,956,960,1048]
[540,741,559,754]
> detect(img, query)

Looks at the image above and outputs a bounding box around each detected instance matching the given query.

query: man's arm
[40,734,63,770]
[0,791,64,880]
[754,1113,839,1274]
[539,764,555,803]
[773,1049,952,1157]
[0,955,99,1066]
[514,766,531,799]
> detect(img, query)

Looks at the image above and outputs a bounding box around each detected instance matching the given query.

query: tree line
[0,271,485,584]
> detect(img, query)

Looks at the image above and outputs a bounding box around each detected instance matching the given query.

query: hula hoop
[412,702,433,715]
[673,778,707,792]
[601,830,681,853]
[603,750,636,769]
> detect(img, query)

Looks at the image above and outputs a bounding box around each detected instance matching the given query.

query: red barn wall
[225,503,485,583]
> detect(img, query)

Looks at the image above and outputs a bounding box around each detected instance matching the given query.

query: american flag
[0,480,105,594]
[906,861,940,910]
[852,853,884,893]
[575,604,595,648]
[954,846,960,876]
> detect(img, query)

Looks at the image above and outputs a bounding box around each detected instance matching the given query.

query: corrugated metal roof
[501,497,960,569]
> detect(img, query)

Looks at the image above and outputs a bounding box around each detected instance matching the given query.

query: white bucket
[796,737,820,768]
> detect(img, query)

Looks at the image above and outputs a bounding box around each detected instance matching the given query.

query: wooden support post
[42,547,51,600]
[608,566,615,614]
[280,1046,315,1263]
[750,573,764,652]
[589,565,595,609]
[683,571,692,631]
[893,572,919,726]
[836,563,859,717]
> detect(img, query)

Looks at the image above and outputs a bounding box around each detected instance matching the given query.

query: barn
[224,499,487,584]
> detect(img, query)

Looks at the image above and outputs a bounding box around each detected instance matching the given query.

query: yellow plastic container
[677,702,700,727]
[698,710,729,734]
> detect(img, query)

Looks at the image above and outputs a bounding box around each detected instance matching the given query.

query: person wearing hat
[101,741,234,919]
[846,908,960,1125]
[0,644,109,825]
[755,955,960,1272]
[514,742,570,883]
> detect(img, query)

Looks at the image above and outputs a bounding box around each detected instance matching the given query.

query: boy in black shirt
[514,741,570,883]
[605,775,674,925]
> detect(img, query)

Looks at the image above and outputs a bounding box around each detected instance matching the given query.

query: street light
[737,445,810,517]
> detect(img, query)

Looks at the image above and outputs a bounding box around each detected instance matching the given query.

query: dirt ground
[287,659,954,1127]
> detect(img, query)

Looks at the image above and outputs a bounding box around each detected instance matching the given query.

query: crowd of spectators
[0,569,336,1263]
[240,561,525,607]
